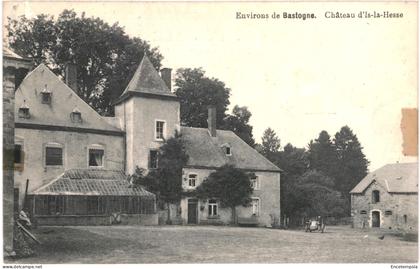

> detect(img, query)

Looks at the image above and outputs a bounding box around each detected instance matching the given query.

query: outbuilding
[26,169,157,226]
[350,162,418,231]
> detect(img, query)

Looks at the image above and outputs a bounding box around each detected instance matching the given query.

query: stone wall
[3,67,16,254]
[351,180,418,231]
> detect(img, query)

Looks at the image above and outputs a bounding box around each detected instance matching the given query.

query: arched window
[372,190,380,203]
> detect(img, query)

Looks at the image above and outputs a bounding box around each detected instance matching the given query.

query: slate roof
[118,55,176,100]
[15,64,123,134]
[180,126,281,172]
[31,169,154,197]
[350,162,418,194]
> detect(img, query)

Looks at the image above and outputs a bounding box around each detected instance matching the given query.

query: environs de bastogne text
[235,11,403,20]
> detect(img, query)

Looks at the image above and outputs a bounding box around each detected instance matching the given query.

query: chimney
[160,68,172,91]
[207,106,217,137]
[65,63,77,91]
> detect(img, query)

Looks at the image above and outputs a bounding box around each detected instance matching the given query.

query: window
[14,144,24,171]
[360,210,367,214]
[188,174,197,188]
[251,198,260,216]
[403,215,408,224]
[41,86,52,104]
[71,108,82,123]
[89,148,104,167]
[221,143,232,156]
[208,199,218,217]
[45,145,63,166]
[385,210,392,216]
[155,120,165,140]
[372,190,380,203]
[250,176,259,190]
[18,102,30,119]
[14,144,23,164]
[149,150,159,169]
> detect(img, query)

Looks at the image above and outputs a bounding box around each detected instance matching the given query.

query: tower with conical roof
[114,55,180,174]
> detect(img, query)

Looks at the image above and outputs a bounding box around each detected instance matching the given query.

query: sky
[3,1,418,171]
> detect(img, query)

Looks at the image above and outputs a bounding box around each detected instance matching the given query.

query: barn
[350,162,418,231]
[26,169,157,226]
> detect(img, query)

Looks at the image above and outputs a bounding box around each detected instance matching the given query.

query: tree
[292,170,347,220]
[131,132,189,223]
[261,128,281,159]
[274,143,310,220]
[6,9,163,115]
[307,130,337,178]
[222,105,255,146]
[174,68,231,128]
[196,165,253,224]
[277,143,309,178]
[333,126,369,197]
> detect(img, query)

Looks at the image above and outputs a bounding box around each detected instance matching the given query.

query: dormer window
[221,143,232,156]
[70,107,82,123]
[18,101,30,119]
[41,86,52,104]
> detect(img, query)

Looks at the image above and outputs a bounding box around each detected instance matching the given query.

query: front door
[187,199,198,224]
[372,211,380,228]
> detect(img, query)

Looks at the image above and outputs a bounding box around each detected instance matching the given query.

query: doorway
[187,199,198,224]
[371,211,380,228]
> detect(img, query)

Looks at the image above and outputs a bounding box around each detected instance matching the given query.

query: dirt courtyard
[8,225,418,263]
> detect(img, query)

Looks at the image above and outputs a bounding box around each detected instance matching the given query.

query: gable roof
[3,47,32,69]
[115,55,177,104]
[180,126,281,172]
[3,47,23,59]
[350,162,418,194]
[15,64,123,135]
[31,169,154,197]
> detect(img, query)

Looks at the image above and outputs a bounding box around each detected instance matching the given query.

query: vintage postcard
[2,1,418,266]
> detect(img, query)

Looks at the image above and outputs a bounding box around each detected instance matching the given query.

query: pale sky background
[3,1,418,171]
